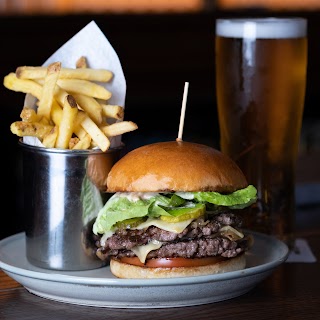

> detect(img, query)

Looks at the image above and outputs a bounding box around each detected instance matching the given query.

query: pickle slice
[160,203,206,223]
[115,217,147,229]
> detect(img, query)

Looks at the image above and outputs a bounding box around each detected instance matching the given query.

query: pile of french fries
[3,56,138,151]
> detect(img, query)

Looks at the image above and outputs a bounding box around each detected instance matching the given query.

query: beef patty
[95,212,251,261]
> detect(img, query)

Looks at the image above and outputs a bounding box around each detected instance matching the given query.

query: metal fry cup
[19,140,122,271]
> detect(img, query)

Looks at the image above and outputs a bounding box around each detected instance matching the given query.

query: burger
[92,141,257,278]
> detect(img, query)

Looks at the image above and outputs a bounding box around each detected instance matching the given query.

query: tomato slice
[117,256,226,268]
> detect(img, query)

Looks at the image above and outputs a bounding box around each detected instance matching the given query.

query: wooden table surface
[1,213,319,320]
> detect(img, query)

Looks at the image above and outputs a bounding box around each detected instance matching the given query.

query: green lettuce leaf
[93,185,257,235]
[80,176,104,225]
[193,185,257,207]
[93,193,186,234]
[93,196,151,234]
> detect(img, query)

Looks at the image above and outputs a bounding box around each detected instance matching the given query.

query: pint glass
[215,18,308,243]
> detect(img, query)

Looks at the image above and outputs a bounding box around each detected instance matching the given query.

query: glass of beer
[215,18,308,244]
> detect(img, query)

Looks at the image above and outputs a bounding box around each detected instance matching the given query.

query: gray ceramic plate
[0,232,288,308]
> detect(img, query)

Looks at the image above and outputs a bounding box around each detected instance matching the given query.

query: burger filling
[92,185,257,266]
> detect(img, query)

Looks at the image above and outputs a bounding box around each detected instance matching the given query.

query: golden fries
[76,56,88,69]
[101,121,138,137]
[72,93,103,125]
[20,107,39,123]
[71,133,91,150]
[42,126,58,148]
[37,62,61,121]
[4,73,42,99]
[50,103,63,126]
[80,115,110,152]
[55,95,79,149]
[57,78,112,100]
[53,86,68,107]
[4,58,138,150]
[101,104,124,121]
[16,66,113,82]
[68,137,80,149]
[10,121,53,139]
[73,111,89,139]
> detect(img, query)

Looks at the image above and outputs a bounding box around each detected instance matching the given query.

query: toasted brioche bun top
[106,141,247,193]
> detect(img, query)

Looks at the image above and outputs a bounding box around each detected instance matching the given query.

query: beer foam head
[216,18,307,39]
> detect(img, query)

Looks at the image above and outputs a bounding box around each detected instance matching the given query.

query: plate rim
[0,231,289,287]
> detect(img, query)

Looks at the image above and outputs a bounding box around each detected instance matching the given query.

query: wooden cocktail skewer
[176,82,189,142]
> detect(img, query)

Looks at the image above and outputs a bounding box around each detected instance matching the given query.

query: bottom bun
[110,254,246,279]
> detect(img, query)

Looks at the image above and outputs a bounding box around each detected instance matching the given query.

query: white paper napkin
[286,238,317,263]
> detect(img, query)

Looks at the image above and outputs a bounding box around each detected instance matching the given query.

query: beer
[215,18,307,242]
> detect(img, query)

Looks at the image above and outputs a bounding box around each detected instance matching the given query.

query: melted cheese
[220,226,244,240]
[131,240,163,263]
[100,230,114,246]
[100,218,194,262]
[131,218,194,263]
[100,218,193,246]
[134,218,193,233]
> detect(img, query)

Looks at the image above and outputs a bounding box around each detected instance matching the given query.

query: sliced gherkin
[160,203,206,223]
[115,217,147,229]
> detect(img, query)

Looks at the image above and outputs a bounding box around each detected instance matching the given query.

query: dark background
[1,10,320,239]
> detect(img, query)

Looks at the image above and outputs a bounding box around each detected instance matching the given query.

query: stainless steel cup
[19,141,122,270]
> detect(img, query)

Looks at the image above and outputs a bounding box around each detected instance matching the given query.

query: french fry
[38,117,51,125]
[71,133,91,150]
[4,74,61,114]
[72,93,103,125]
[10,121,53,139]
[101,104,124,121]
[4,73,42,99]
[42,126,58,148]
[61,67,112,82]
[90,140,98,148]
[68,137,80,149]
[5,58,138,150]
[73,111,88,139]
[16,66,113,82]
[50,103,63,126]
[20,107,39,123]
[53,86,68,107]
[101,121,138,137]
[57,79,112,100]
[37,62,61,121]
[80,115,110,152]
[76,56,88,69]
[55,95,79,149]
